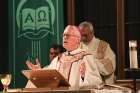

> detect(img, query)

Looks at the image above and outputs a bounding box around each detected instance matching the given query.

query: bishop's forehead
[64,25,81,36]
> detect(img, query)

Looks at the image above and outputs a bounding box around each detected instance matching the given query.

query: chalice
[0,74,11,93]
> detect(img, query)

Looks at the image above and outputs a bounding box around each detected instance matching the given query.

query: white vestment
[26,48,102,89]
[79,37,116,84]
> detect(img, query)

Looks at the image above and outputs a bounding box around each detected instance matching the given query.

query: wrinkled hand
[26,58,41,70]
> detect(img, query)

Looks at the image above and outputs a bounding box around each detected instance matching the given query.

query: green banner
[8,0,64,88]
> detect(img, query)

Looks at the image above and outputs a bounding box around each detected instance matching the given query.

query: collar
[65,48,82,56]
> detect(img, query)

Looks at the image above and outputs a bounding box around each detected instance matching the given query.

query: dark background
[124,0,140,69]
[0,0,8,72]
[0,0,8,90]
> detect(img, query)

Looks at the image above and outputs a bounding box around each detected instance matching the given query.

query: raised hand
[26,58,41,70]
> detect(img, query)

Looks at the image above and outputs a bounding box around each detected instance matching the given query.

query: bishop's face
[63,27,80,51]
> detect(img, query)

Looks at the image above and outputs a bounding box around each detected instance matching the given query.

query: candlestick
[129,40,138,69]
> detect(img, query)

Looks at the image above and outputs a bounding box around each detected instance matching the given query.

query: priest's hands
[26,58,41,70]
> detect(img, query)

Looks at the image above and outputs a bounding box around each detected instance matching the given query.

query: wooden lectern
[22,69,70,88]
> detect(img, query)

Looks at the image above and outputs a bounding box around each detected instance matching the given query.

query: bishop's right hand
[26,58,41,70]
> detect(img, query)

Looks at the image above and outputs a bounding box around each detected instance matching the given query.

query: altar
[7,88,132,93]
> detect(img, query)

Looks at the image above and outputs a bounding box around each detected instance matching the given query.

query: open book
[22,69,70,88]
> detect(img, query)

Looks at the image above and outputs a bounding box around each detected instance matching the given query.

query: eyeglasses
[62,34,79,38]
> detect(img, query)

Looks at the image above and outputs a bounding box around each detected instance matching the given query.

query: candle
[129,40,138,69]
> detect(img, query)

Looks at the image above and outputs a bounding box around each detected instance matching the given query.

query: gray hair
[79,21,94,33]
